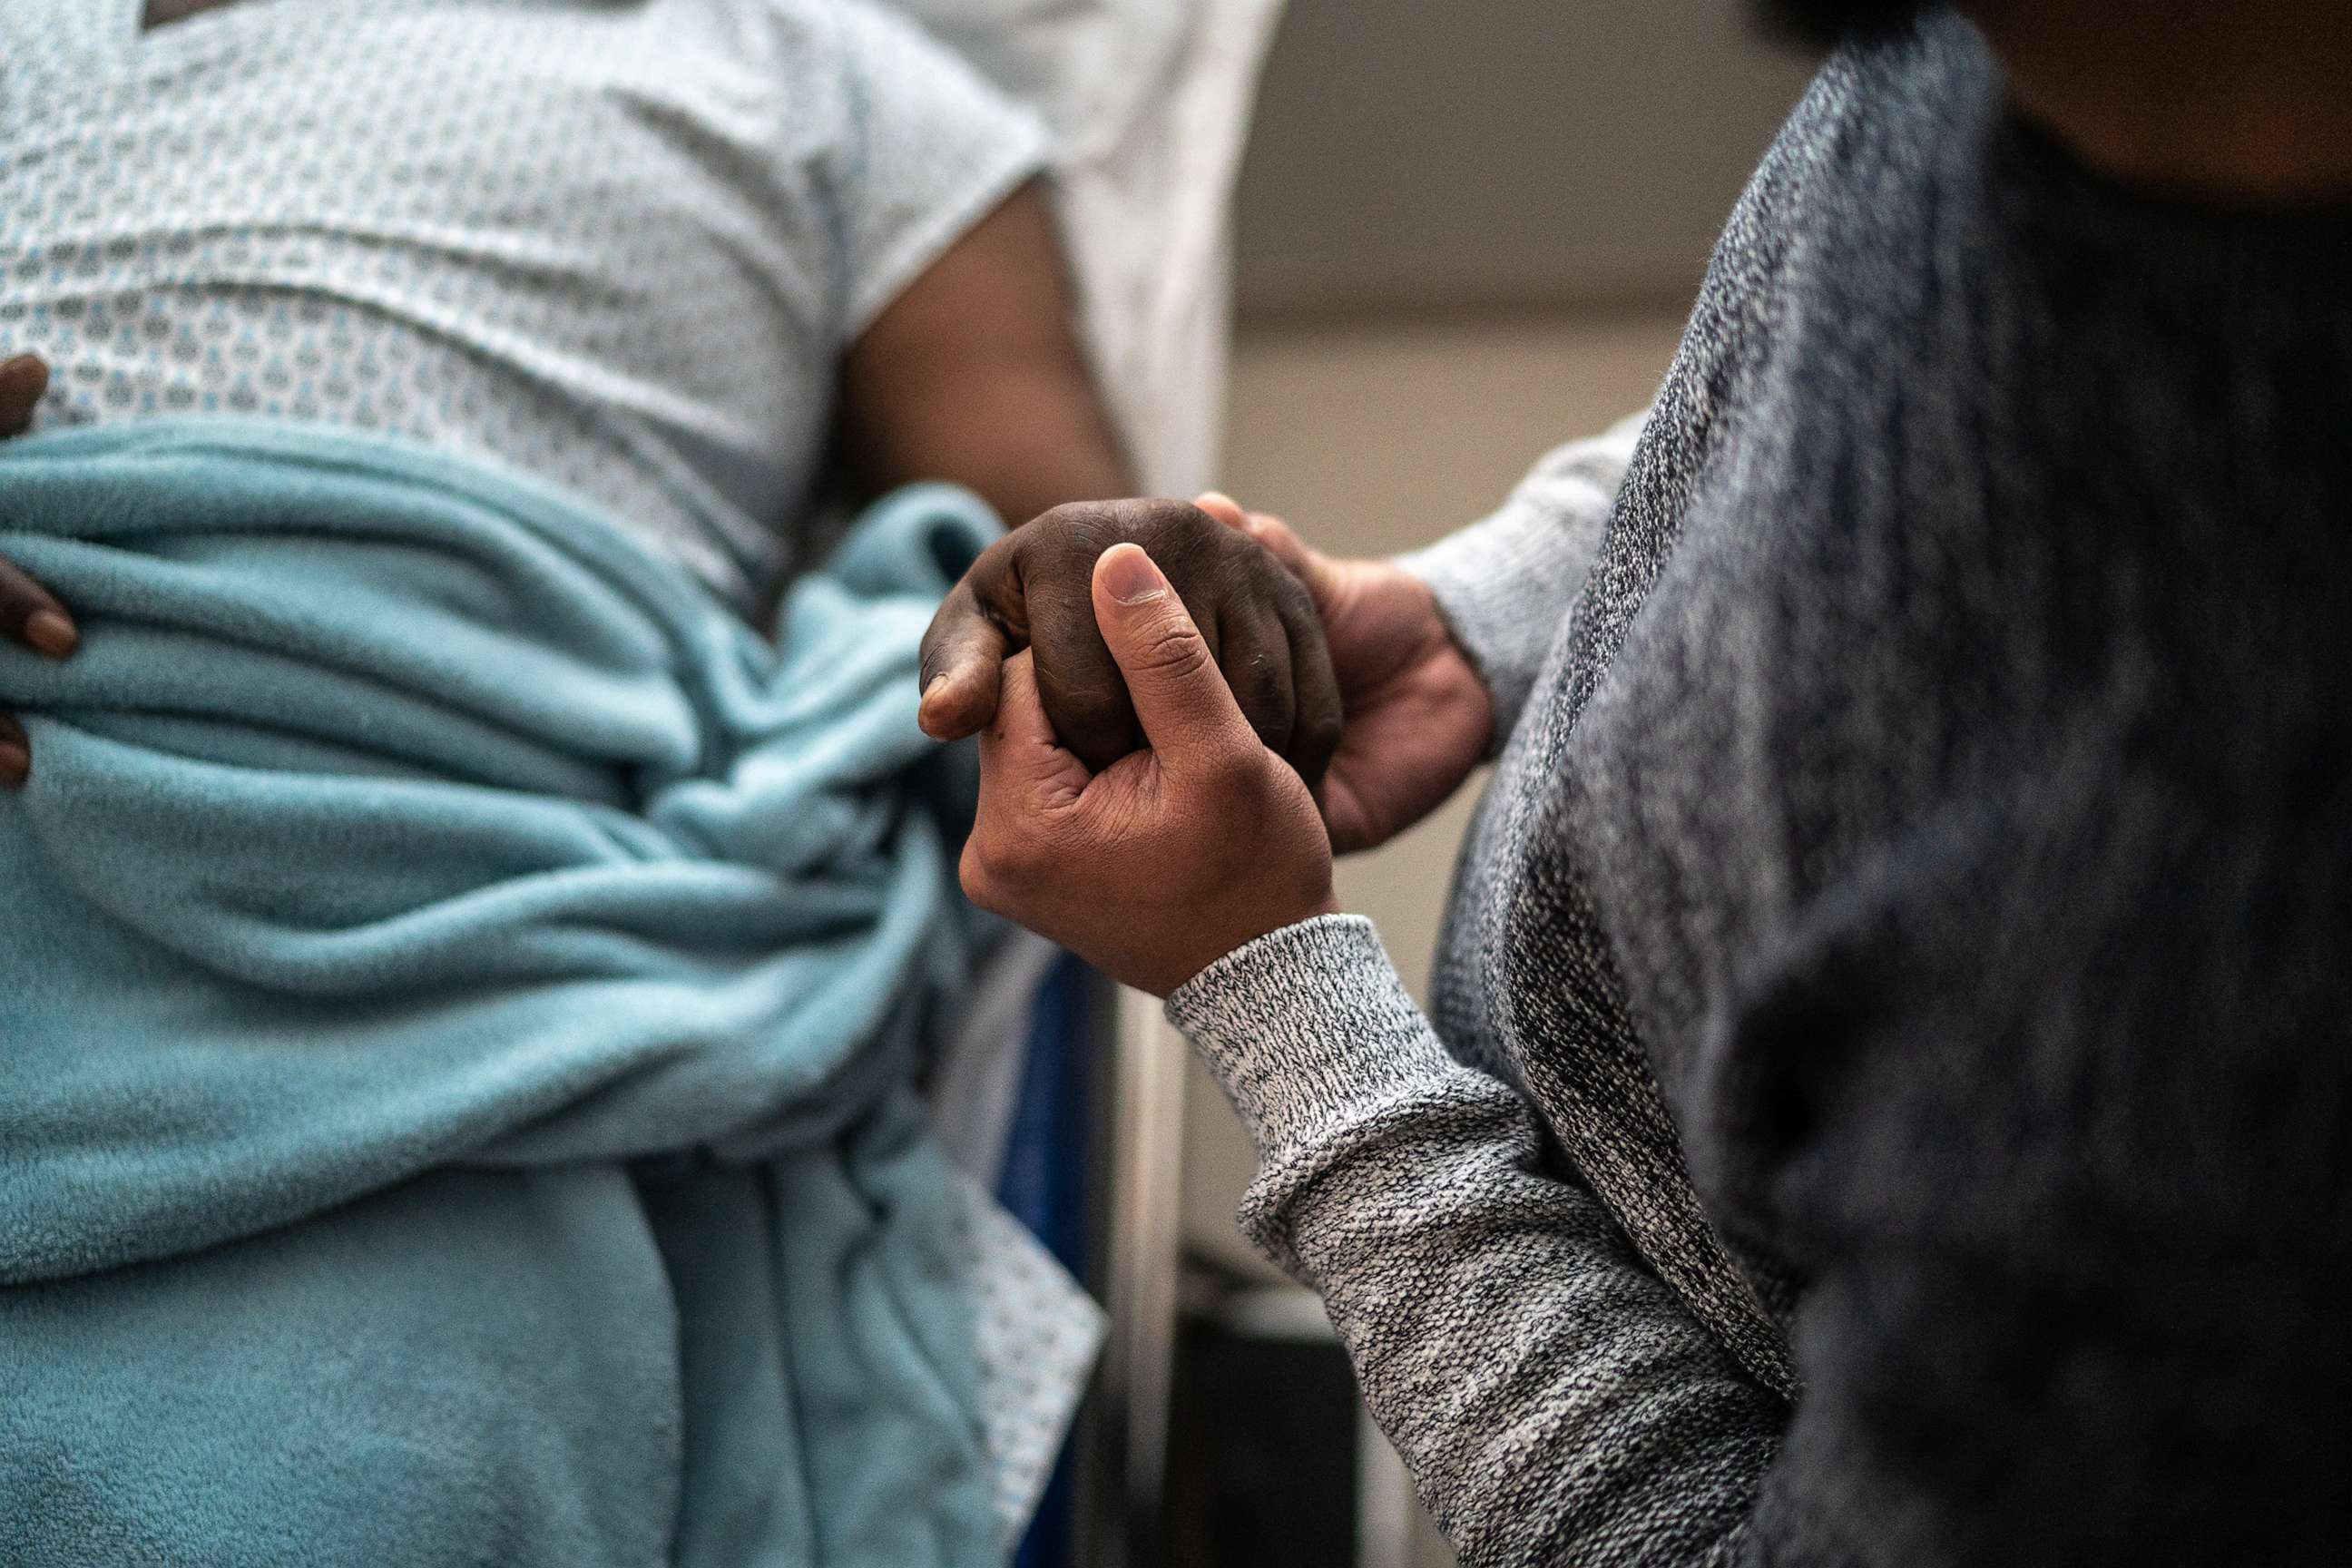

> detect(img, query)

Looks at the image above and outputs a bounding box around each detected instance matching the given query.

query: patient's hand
[2,353,82,788]
[1194,495,1493,854]
[918,498,1343,784]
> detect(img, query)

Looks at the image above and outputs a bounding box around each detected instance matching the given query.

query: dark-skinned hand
[1194,494,1494,854]
[1,353,80,789]
[961,545,1338,996]
[917,497,1343,784]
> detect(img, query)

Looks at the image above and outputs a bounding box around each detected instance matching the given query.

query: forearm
[1396,411,1645,740]
[839,181,1133,526]
[1170,916,1784,1565]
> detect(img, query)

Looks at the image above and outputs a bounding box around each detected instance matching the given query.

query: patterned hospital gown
[0,0,1096,1541]
[0,0,1046,608]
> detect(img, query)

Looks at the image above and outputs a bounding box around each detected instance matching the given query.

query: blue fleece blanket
[0,421,1004,1566]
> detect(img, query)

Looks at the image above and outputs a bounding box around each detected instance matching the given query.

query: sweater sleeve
[1395,412,1645,740]
[1174,823,2352,1568]
[1166,915,1785,1566]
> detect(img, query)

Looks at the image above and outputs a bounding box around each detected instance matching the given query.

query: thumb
[1091,543,1250,766]
[917,595,1010,742]
[916,554,1016,741]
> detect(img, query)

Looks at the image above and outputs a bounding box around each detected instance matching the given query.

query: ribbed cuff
[1165,915,1460,1160]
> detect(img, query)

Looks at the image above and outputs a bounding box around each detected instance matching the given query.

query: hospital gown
[0,0,1095,1538]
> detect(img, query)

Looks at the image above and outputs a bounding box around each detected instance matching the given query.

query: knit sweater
[1166,13,2352,1565]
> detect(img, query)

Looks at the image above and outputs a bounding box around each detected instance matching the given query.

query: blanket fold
[0,421,1005,1567]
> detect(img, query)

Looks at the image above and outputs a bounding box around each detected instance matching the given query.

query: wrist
[1388,554,1503,727]
[1158,876,1338,999]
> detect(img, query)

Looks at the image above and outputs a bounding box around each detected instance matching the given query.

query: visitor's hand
[1194,494,1492,854]
[0,353,80,789]
[917,498,1343,783]
[962,544,1337,997]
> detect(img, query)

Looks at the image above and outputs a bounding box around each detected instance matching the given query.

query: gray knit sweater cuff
[1395,413,1645,740]
[1165,914,1458,1160]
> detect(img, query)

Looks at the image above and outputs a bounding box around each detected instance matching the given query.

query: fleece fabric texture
[1171,11,2352,1566]
[0,420,1004,1568]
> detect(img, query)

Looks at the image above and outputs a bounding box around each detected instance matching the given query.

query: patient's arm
[2,353,81,788]
[848,187,1342,780]
[838,181,1132,526]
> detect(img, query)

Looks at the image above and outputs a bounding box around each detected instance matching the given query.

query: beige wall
[1167,313,1681,1568]
[1184,309,1685,1279]
[1235,0,1811,318]
[1186,0,1811,1322]
[1164,7,1816,1559]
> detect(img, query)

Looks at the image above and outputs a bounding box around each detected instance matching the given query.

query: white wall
[1234,0,1813,317]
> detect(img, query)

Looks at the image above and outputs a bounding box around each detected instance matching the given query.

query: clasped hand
[924,495,1496,996]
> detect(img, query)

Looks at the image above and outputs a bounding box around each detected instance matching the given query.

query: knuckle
[1210,521,1268,573]
[967,558,1032,636]
[956,536,1008,587]
[1124,496,1201,539]
[1239,674,1293,750]
[1027,501,1121,554]
[1271,564,1319,622]
[1134,620,1212,683]
[1199,740,1269,800]
[1125,501,1227,573]
[1239,649,1289,711]
[965,825,1040,896]
[1024,502,1085,538]
[958,839,996,908]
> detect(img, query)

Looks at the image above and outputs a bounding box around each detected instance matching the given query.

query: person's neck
[1965,0,2352,203]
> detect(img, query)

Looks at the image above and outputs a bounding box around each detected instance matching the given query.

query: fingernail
[0,743,26,787]
[1100,544,1165,605]
[24,609,77,659]
[923,672,947,699]
[1199,490,1238,511]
